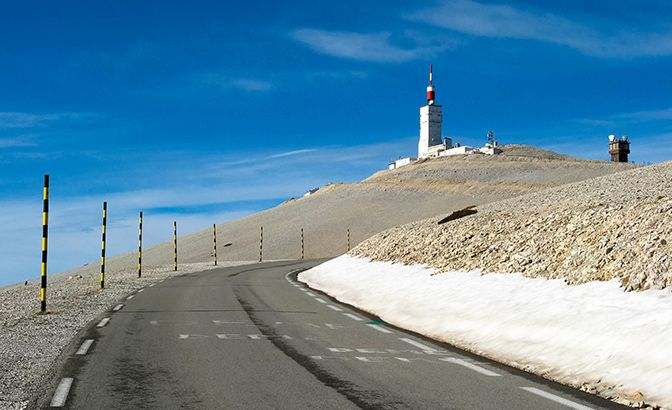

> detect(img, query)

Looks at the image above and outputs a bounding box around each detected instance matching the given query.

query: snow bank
[299,255,672,409]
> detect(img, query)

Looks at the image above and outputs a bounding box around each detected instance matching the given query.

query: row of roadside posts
[38,174,353,312]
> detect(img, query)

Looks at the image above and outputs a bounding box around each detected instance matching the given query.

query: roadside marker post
[347,228,350,252]
[138,211,143,278]
[259,226,263,262]
[100,201,107,289]
[40,174,49,312]
[173,221,178,271]
[301,228,304,260]
[213,224,217,266]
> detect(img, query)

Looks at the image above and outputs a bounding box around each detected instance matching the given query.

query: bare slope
[353,161,672,291]
[62,145,637,278]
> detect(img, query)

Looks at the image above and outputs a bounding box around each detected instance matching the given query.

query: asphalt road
[42,260,628,409]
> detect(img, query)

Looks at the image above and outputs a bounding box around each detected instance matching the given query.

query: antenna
[487,130,495,144]
[426,64,435,105]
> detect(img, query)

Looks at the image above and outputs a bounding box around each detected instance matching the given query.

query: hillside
[62,145,638,279]
[352,161,672,291]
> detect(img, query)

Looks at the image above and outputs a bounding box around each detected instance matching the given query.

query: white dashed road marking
[50,377,73,407]
[367,324,394,334]
[440,358,501,377]
[112,304,123,311]
[399,338,438,353]
[343,313,364,321]
[96,318,110,328]
[126,295,135,300]
[520,387,594,410]
[137,288,144,293]
[75,339,94,355]
[327,305,343,312]
[306,292,316,297]
[149,283,155,287]
[300,289,307,292]
[314,298,327,304]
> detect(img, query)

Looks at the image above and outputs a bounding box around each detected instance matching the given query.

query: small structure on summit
[608,134,630,162]
[389,65,501,170]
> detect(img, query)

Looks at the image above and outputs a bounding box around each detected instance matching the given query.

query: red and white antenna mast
[426,64,435,105]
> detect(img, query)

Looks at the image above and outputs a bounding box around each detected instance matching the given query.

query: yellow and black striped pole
[301,228,304,260]
[173,221,178,271]
[138,211,143,278]
[259,226,263,262]
[347,228,350,252]
[40,174,49,312]
[213,224,217,266]
[100,201,107,289]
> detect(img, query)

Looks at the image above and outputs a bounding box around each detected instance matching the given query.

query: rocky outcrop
[352,162,672,291]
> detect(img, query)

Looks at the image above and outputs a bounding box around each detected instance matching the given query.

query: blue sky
[2,0,672,286]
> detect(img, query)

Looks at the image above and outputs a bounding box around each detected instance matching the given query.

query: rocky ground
[352,161,672,291]
[0,261,247,410]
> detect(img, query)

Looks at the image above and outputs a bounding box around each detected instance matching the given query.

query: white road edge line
[440,358,501,377]
[520,387,594,410]
[399,337,438,353]
[126,295,135,300]
[75,339,94,355]
[50,377,73,407]
[367,324,394,334]
[314,298,327,304]
[344,313,364,321]
[112,304,124,311]
[327,304,343,312]
[97,318,110,328]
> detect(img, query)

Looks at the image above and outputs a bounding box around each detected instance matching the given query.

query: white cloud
[291,29,449,62]
[266,149,319,159]
[0,112,61,128]
[407,0,672,58]
[229,78,274,92]
[0,136,35,148]
[575,106,672,128]
[195,73,274,92]
[615,107,672,122]
[0,111,97,129]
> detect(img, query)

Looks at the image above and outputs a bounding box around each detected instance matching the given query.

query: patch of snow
[299,255,672,408]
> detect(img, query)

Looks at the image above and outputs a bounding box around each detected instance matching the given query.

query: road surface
[41,260,627,409]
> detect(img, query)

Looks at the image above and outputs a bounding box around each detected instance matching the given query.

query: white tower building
[418,64,443,158]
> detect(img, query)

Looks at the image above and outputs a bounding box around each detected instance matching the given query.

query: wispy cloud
[0,136,35,148]
[0,112,61,128]
[615,107,672,122]
[0,111,97,129]
[407,0,672,58]
[576,106,672,127]
[196,73,274,92]
[266,149,318,159]
[291,29,451,62]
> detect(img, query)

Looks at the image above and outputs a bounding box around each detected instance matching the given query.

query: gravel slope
[57,145,638,280]
[352,161,672,291]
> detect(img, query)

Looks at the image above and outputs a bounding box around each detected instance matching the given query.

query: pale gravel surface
[352,161,672,291]
[0,261,250,410]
